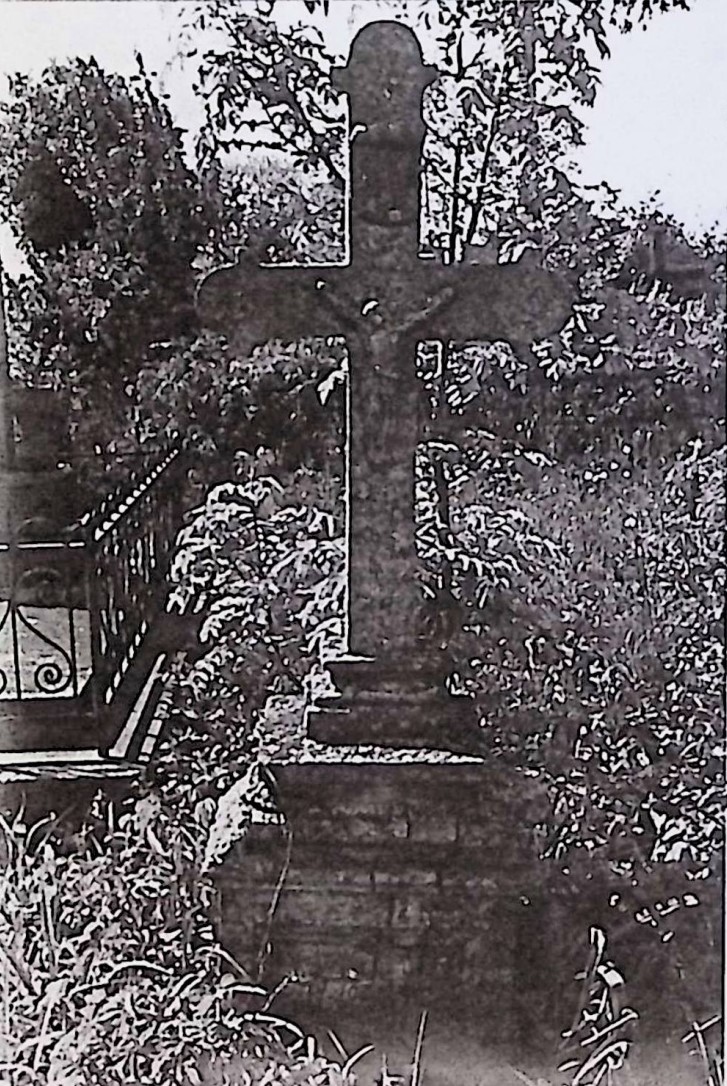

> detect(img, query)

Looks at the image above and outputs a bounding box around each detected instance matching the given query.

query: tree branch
[223,21,345,191]
[465,59,512,249]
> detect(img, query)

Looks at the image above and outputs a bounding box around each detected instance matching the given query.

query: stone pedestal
[307,653,481,753]
[213,764,554,1052]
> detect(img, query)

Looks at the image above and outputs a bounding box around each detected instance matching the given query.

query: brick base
[213,764,556,1047]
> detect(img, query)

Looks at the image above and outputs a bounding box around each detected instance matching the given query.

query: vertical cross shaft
[315,24,471,744]
[336,25,436,660]
[198,20,573,752]
[347,287,429,659]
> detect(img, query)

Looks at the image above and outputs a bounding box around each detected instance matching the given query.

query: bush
[424,440,725,879]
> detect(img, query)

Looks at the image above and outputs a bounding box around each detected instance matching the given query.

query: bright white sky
[0,0,725,274]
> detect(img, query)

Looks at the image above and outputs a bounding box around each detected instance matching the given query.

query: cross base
[307,653,484,755]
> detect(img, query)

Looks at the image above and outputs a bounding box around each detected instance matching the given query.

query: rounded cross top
[333,21,438,129]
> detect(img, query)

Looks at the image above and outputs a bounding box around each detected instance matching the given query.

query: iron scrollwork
[0,449,182,706]
[0,561,82,700]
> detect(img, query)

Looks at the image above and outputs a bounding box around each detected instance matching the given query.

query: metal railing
[84,450,182,707]
[0,539,89,700]
[0,542,89,699]
[0,449,184,710]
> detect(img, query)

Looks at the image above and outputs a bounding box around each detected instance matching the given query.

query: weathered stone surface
[278,888,390,930]
[373,867,438,889]
[214,761,720,1048]
[199,20,574,749]
[215,764,540,1040]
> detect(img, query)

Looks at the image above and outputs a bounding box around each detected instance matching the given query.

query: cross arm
[196,262,344,349]
[423,261,574,346]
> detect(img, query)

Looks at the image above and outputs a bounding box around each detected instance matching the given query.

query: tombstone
[199,21,573,751]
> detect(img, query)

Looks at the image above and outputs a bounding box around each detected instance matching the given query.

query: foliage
[184,0,695,265]
[0,2,719,1069]
[420,439,725,877]
[152,452,343,842]
[3,2,714,471]
[531,209,725,466]
[556,923,722,1085]
[203,157,343,270]
[184,0,346,186]
[0,55,213,445]
[412,417,725,1043]
[168,456,344,699]
[0,803,357,1086]
[423,205,725,463]
[161,405,723,1025]
[135,334,346,473]
[682,1017,724,1086]
[414,202,724,894]
[146,166,724,1056]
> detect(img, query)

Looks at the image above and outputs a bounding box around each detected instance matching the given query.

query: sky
[0,0,725,273]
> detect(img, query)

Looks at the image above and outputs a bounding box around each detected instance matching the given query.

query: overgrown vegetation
[0,55,214,458]
[0,0,724,1079]
[0,798,375,1086]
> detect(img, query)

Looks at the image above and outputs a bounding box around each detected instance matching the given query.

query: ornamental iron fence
[0,449,185,751]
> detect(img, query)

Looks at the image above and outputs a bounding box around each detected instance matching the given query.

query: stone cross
[199,21,572,751]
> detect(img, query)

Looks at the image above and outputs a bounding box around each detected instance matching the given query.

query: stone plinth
[307,654,480,753]
[213,763,546,1048]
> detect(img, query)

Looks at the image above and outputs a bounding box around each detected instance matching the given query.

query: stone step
[307,701,484,756]
[0,747,138,780]
[326,653,450,692]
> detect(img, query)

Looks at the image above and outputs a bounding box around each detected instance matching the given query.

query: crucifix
[199,21,573,751]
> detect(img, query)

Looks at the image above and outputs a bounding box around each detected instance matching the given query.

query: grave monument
[200,21,572,749]
[201,18,582,1042]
